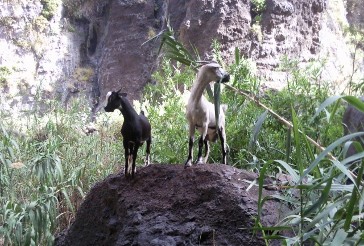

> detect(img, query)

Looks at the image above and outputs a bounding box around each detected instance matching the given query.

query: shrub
[33,16,49,32]
[40,0,60,21]
[251,0,266,24]
[73,67,94,83]
[0,66,11,86]
[0,93,122,244]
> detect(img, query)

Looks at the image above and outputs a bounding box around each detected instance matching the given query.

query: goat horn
[195,60,220,69]
[196,60,218,64]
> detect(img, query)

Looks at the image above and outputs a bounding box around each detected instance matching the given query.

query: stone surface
[95,0,165,104]
[55,164,287,246]
[346,0,364,29]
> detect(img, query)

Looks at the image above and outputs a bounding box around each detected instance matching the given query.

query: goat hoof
[184,161,192,168]
[195,158,204,165]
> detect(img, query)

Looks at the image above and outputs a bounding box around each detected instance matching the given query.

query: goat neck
[189,71,212,103]
[119,97,139,120]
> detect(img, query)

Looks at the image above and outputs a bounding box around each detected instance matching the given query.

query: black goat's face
[104,90,127,112]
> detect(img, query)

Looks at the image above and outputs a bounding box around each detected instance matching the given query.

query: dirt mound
[55,164,285,246]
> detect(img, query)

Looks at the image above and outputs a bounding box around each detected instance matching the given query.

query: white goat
[185,63,230,167]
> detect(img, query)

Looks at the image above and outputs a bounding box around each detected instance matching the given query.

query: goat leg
[203,139,210,164]
[131,143,140,178]
[185,136,194,167]
[185,124,195,168]
[145,138,151,166]
[128,143,135,176]
[124,142,129,177]
[195,136,205,165]
[218,128,227,164]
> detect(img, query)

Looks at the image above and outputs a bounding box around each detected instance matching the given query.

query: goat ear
[119,92,128,97]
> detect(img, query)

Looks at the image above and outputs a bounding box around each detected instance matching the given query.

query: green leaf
[306,198,346,230]
[312,95,342,119]
[274,160,299,183]
[249,226,291,231]
[344,151,364,230]
[344,95,364,112]
[206,84,213,99]
[158,26,197,69]
[329,99,341,123]
[321,183,353,192]
[313,95,364,120]
[249,110,268,150]
[303,177,332,216]
[257,161,272,221]
[60,188,75,214]
[234,47,240,65]
[332,229,348,246]
[300,132,364,182]
[335,151,364,184]
[285,128,292,164]
[291,107,303,174]
[214,81,221,129]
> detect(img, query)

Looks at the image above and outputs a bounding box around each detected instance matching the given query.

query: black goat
[104,90,151,178]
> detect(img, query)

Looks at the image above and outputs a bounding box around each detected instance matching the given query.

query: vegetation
[251,0,266,13]
[40,0,60,21]
[151,30,364,245]
[343,26,364,94]
[0,96,123,245]
[62,0,92,19]
[33,16,50,33]
[72,67,94,83]
[251,0,266,25]
[0,66,11,86]
[1,31,364,246]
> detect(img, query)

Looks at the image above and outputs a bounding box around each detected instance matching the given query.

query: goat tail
[221,104,228,113]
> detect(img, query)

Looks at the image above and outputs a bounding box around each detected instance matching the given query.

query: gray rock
[55,164,289,246]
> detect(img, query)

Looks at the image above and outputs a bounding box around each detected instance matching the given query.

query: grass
[0,96,123,245]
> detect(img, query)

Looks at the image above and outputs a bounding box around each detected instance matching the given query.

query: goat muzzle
[221,74,230,83]
[104,106,114,112]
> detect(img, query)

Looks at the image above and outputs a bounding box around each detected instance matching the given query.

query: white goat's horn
[196,60,218,64]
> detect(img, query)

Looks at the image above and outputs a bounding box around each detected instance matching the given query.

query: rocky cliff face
[0,0,362,114]
[0,0,87,113]
[346,0,364,28]
[93,0,165,105]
